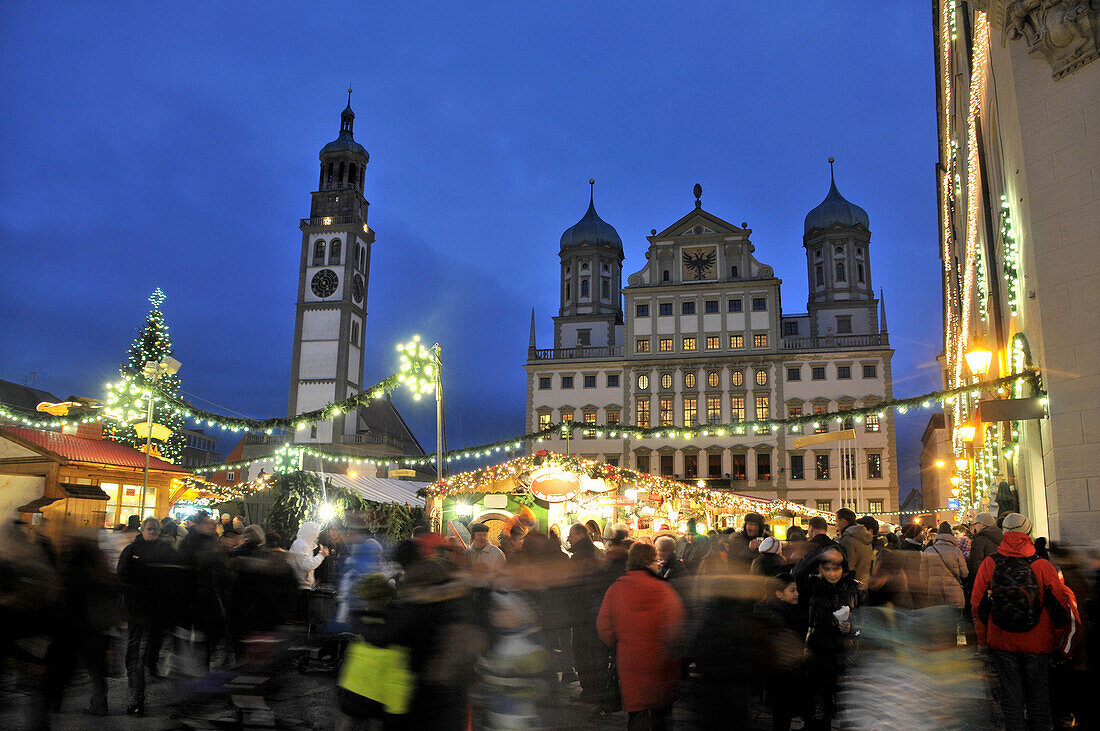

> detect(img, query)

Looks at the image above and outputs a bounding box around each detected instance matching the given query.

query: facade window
[561,375,574,389]
[755,369,768,386]
[730,334,744,348]
[816,499,832,512]
[684,454,698,479]
[684,372,696,389]
[837,365,851,379]
[707,371,720,388]
[607,456,619,467]
[836,262,846,282]
[815,265,824,287]
[705,300,719,313]
[662,269,670,282]
[636,455,650,473]
[565,282,571,300]
[607,373,620,387]
[581,279,589,297]
[637,374,650,390]
[577,329,591,346]
[659,302,673,316]
[683,397,697,426]
[730,370,744,387]
[601,278,610,299]
[783,321,799,336]
[583,412,597,438]
[867,453,883,479]
[313,240,326,265]
[787,367,801,381]
[790,454,805,480]
[811,366,826,380]
[655,400,673,428]
[730,265,739,278]
[607,410,620,424]
[660,373,673,389]
[636,303,650,317]
[728,298,743,312]
[705,336,720,350]
[636,339,650,353]
[682,301,696,315]
[731,454,747,480]
[708,453,722,477]
[868,499,884,513]
[815,454,830,480]
[561,412,574,424]
[842,452,857,479]
[351,320,360,346]
[753,333,768,348]
[752,297,767,311]
[836,316,852,334]
[659,338,673,352]
[660,455,674,476]
[583,375,596,388]
[706,396,722,424]
[757,452,771,480]
[636,400,650,428]
[310,424,318,439]
[755,395,770,421]
[865,414,881,432]
[730,395,745,422]
[788,406,803,433]
[682,337,696,351]
[814,406,828,433]
[858,263,865,283]
[842,414,855,430]
[863,364,877,378]
[225,473,235,482]
[539,413,552,430]
[329,239,341,264]
[538,376,551,390]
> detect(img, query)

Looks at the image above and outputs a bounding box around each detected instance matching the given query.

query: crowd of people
[1,504,1098,730]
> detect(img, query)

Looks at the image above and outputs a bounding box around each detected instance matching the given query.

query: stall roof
[321,473,426,508]
[0,426,188,472]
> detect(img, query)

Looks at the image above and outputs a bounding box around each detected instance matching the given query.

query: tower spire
[340,89,355,133]
[529,308,537,351]
[879,287,888,333]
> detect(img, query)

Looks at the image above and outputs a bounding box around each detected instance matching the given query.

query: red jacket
[970,532,1080,655]
[597,569,684,712]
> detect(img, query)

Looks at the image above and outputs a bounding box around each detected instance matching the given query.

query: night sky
[0,2,943,500]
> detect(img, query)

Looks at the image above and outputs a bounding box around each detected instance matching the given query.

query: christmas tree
[104,289,186,461]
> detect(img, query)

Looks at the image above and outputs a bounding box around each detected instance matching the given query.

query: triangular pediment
[654,208,746,240]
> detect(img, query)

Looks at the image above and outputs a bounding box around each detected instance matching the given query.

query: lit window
[705,300,719,313]
[752,297,767,311]
[788,406,803,433]
[731,454,746,479]
[637,374,650,390]
[659,338,673,352]
[728,298,743,312]
[682,301,696,315]
[837,365,851,379]
[561,376,574,389]
[868,499,884,513]
[684,372,696,389]
[731,370,743,387]
[814,406,828,433]
[539,413,552,430]
[867,453,883,479]
[659,303,673,316]
[842,452,857,478]
[538,376,551,390]
[816,499,832,511]
[706,336,720,350]
[683,397,698,426]
[583,412,597,439]
[682,337,696,351]
[636,303,650,317]
[706,396,722,424]
[730,334,744,349]
[816,454,830,480]
[607,410,620,424]
[660,373,672,389]
[754,333,768,348]
[730,396,745,422]
[707,371,720,388]
[811,366,826,380]
[636,339,650,353]
[755,395,770,421]
[561,412,574,423]
[863,364,877,378]
[583,375,597,388]
[865,414,881,432]
[659,398,674,426]
[755,369,768,386]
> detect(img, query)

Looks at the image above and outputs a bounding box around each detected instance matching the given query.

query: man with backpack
[970,513,1080,730]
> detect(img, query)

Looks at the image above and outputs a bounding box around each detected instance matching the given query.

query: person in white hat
[751,536,788,577]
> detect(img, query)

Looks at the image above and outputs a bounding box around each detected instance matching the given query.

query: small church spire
[879,287,888,333]
[828,157,835,184]
[340,88,355,133]
[529,308,537,351]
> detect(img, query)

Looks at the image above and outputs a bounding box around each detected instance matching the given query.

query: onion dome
[320,90,368,160]
[560,180,622,252]
[804,159,868,234]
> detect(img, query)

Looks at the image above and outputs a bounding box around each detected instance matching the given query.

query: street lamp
[139,356,181,517]
[964,345,993,379]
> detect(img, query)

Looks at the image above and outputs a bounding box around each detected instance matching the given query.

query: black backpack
[985,554,1042,632]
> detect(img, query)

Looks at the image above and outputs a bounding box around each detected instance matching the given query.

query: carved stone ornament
[1004,0,1100,78]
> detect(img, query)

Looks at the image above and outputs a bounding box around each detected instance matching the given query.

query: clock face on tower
[311,269,339,298]
[352,273,365,303]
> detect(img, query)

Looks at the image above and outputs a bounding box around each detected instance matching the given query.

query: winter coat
[967,525,1003,578]
[838,524,873,585]
[793,534,838,615]
[289,521,326,590]
[117,533,178,623]
[921,534,968,608]
[754,597,807,642]
[597,568,684,713]
[178,527,228,634]
[751,551,789,577]
[970,532,1080,655]
[675,534,712,574]
[804,572,862,660]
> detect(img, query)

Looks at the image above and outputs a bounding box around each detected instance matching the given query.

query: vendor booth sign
[529,468,582,503]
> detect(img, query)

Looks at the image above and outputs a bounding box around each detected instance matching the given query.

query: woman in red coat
[597,542,685,728]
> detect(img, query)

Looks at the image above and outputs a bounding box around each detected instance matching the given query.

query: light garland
[1000,195,1021,315]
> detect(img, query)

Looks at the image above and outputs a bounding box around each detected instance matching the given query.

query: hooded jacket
[970,532,1080,654]
[597,569,684,713]
[967,525,1003,578]
[289,521,326,589]
[838,524,874,585]
[117,533,178,622]
[920,533,968,608]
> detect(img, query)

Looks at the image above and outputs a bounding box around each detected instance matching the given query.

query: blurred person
[597,542,684,730]
[793,516,838,615]
[754,573,810,731]
[865,543,914,609]
[288,520,329,592]
[177,510,228,674]
[335,537,386,626]
[835,508,873,585]
[803,547,862,729]
[655,535,687,581]
[474,591,552,729]
[225,526,297,659]
[783,525,814,565]
[1046,542,1092,729]
[675,518,712,574]
[464,522,506,577]
[117,517,178,717]
[955,524,972,559]
[882,531,900,550]
[232,515,246,533]
[500,508,536,558]
[1033,536,1050,561]
[967,512,1002,580]
[856,515,882,558]
[921,522,968,609]
[217,513,234,536]
[972,513,1079,731]
[159,516,182,550]
[604,523,632,577]
[752,536,788,577]
[316,524,349,585]
[565,522,610,707]
[728,511,766,567]
[231,523,265,558]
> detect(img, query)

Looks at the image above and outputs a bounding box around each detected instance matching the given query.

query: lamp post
[139,356,181,517]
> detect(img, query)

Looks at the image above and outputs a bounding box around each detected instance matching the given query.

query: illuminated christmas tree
[103,289,186,461]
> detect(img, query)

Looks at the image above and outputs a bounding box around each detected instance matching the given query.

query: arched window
[836,262,846,282]
[313,240,326,265]
[351,321,360,346]
[357,244,365,271]
[319,165,326,188]
[338,162,346,185]
[581,279,589,298]
[858,263,865,283]
[348,164,357,188]
[329,239,342,264]
[601,278,610,299]
[815,265,824,287]
[565,282,571,300]
[326,164,334,187]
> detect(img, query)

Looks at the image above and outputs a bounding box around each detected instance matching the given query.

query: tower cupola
[318,89,368,192]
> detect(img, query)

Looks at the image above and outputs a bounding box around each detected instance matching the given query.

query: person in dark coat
[675,518,712,574]
[752,536,789,577]
[967,512,1003,577]
[754,574,810,731]
[565,522,610,707]
[793,517,837,616]
[177,511,228,673]
[727,512,767,569]
[802,547,862,730]
[117,517,178,717]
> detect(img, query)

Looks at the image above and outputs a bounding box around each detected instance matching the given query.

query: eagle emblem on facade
[682,248,716,279]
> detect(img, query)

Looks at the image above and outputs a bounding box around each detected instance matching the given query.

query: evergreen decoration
[103,289,185,462]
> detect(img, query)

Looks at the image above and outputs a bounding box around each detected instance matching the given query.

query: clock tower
[288,91,374,444]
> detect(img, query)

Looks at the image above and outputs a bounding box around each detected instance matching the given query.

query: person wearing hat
[750,536,788,577]
[966,512,1002,578]
[464,523,506,577]
[970,513,1080,731]
[727,512,767,568]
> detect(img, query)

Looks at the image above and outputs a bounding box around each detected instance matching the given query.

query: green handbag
[338,638,416,715]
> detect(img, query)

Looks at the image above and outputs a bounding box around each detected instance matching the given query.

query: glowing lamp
[454,503,473,517]
[958,424,977,442]
[955,458,969,471]
[318,503,337,522]
[950,476,962,486]
[964,346,993,377]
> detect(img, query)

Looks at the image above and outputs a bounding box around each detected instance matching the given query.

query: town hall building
[526,170,899,514]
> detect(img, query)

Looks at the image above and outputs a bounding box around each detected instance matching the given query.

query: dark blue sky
[0,2,943,498]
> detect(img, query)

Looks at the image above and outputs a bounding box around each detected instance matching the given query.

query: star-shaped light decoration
[396,335,438,401]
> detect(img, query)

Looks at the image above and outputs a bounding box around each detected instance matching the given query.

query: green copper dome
[560,185,622,251]
[804,167,869,234]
